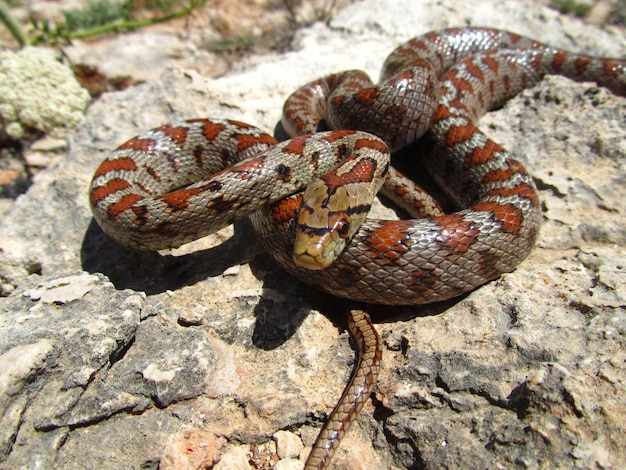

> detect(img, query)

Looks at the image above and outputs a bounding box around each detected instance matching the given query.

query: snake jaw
[293,234,341,270]
[293,212,351,270]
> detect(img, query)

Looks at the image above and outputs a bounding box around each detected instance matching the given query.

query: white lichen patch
[0,47,91,139]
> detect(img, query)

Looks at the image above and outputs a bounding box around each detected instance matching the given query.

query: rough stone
[273,429,304,460]
[213,445,252,470]
[274,458,305,470]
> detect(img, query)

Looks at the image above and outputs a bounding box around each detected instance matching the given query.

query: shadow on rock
[80,217,262,295]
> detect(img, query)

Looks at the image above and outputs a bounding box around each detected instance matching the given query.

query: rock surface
[1,0,625,468]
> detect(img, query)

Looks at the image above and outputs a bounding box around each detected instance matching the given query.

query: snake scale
[89,28,626,468]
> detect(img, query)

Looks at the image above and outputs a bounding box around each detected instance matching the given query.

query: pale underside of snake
[89,28,626,469]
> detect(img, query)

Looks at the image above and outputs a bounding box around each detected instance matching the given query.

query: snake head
[293,178,369,270]
[293,133,389,270]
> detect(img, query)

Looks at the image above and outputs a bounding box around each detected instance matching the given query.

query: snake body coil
[89,28,626,469]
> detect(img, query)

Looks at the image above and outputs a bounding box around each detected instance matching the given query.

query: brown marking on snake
[93,156,138,178]
[473,200,524,234]
[480,161,526,185]
[89,178,132,206]
[366,221,411,257]
[192,146,206,167]
[106,193,143,220]
[206,194,237,214]
[118,138,156,153]
[503,74,512,95]
[144,165,160,183]
[465,137,502,167]
[447,67,476,96]
[155,124,188,145]
[481,183,538,206]
[432,102,452,122]
[551,50,567,72]
[354,136,389,153]
[351,88,380,108]
[602,59,623,80]
[440,121,476,148]
[236,132,277,152]
[464,60,485,82]
[323,130,356,144]
[435,214,480,254]
[482,55,500,75]
[228,155,268,180]
[274,164,292,182]
[199,120,227,142]
[574,57,591,75]
[158,188,203,212]
[323,157,378,187]
[475,251,502,279]
[282,136,308,155]
[271,196,300,224]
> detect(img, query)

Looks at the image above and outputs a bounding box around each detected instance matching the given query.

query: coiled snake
[89,28,626,468]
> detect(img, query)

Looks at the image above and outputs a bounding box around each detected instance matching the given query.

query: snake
[89,28,626,469]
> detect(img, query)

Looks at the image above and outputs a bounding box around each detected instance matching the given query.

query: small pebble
[214,445,252,470]
[273,430,304,460]
[274,458,304,470]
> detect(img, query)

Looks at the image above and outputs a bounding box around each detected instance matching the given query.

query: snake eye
[336,220,351,238]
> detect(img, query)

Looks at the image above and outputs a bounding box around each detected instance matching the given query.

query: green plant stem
[67,0,204,39]
[0,1,29,46]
